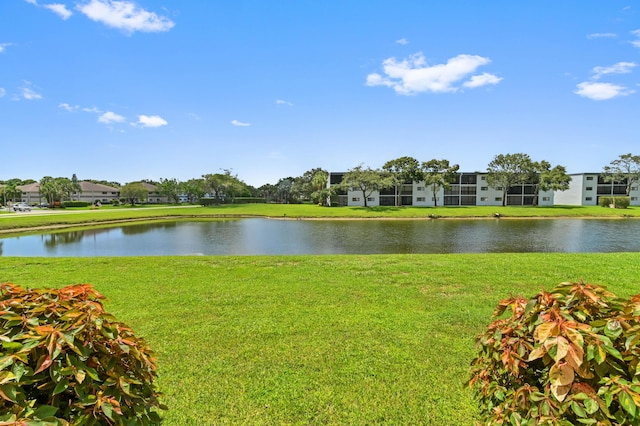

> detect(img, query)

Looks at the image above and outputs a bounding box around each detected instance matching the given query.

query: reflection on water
[1,218,640,257]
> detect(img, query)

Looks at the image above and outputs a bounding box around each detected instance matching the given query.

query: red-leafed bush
[469,281,640,425]
[0,283,165,425]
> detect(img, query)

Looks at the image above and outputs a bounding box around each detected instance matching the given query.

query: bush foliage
[0,283,165,425]
[598,197,630,209]
[469,281,640,425]
[61,202,91,208]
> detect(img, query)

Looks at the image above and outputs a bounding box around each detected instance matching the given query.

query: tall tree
[486,153,534,207]
[530,161,571,206]
[257,183,277,203]
[39,177,73,205]
[602,153,640,196]
[310,169,332,206]
[422,159,460,207]
[202,170,245,204]
[383,156,423,206]
[157,178,182,204]
[120,182,149,206]
[181,178,206,203]
[0,181,22,205]
[71,174,82,201]
[339,165,395,208]
[275,178,295,204]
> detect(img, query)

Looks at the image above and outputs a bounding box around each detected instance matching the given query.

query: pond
[1,218,639,256]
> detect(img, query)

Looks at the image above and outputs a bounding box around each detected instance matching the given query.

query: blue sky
[1,1,639,187]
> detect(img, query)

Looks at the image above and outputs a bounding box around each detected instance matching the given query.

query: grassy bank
[2,204,640,234]
[1,253,639,424]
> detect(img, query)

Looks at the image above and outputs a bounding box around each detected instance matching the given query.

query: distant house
[137,182,169,204]
[17,181,120,205]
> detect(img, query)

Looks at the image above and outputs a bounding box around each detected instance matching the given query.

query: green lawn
[2,253,639,424]
[2,204,640,234]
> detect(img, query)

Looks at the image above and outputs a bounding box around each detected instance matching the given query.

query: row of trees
[3,153,640,207]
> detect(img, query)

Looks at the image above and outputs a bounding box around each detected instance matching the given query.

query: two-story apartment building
[17,181,121,205]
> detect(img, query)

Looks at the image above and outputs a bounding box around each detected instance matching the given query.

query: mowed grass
[2,204,640,234]
[2,253,640,424]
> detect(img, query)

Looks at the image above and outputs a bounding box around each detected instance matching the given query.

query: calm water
[1,218,639,257]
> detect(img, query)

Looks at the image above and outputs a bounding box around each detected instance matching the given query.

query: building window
[352,197,360,202]
[495,187,503,191]
[480,197,488,201]
[586,176,594,180]
[495,197,502,202]
[480,176,486,180]
[432,197,439,201]
[480,186,488,191]
[586,187,593,191]
[542,197,550,201]
[632,187,638,191]
[367,197,375,202]
[417,186,425,191]
[631,197,638,201]
[416,197,426,202]
[585,197,593,201]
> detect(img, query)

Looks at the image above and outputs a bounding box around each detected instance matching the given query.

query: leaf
[551,383,571,402]
[0,384,18,403]
[34,355,52,374]
[619,390,637,417]
[535,322,558,342]
[553,336,570,362]
[571,400,587,418]
[583,397,599,415]
[101,402,114,420]
[53,377,69,395]
[550,362,574,387]
[74,369,86,384]
[565,327,584,349]
[32,405,58,419]
[528,345,547,362]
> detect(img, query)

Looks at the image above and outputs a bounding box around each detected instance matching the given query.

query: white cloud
[396,38,408,45]
[98,111,126,123]
[22,86,42,100]
[135,114,168,127]
[231,119,251,127]
[59,103,79,111]
[632,29,640,48]
[0,43,11,53]
[78,0,175,33]
[574,82,635,100]
[463,72,503,88]
[0,88,5,98]
[24,0,38,4]
[587,33,617,39]
[276,99,293,106]
[44,3,73,19]
[366,52,498,95]
[592,61,637,79]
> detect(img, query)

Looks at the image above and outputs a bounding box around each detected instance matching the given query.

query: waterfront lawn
[2,204,640,234]
[1,253,639,424]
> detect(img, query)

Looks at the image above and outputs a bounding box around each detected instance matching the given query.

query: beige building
[17,181,120,205]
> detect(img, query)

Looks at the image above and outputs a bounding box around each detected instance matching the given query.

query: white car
[13,203,32,212]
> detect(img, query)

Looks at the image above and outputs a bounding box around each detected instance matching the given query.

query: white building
[329,172,555,207]
[553,173,640,206]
